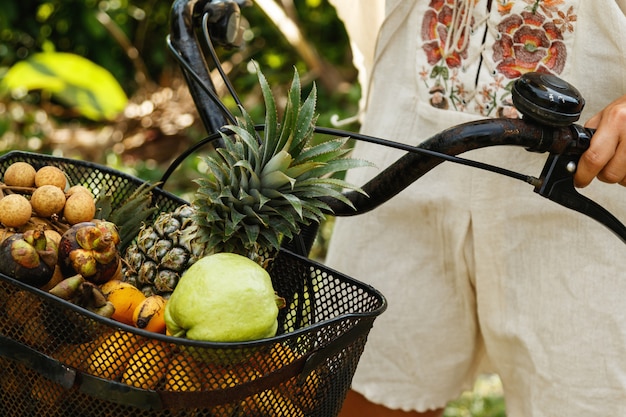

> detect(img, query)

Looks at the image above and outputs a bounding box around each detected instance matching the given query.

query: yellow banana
[164,352,202,391]
[121,340,170,389]
[132,294,167,333]
[87,331,143,379]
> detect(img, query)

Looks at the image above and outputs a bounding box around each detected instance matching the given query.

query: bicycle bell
[201,0,243,47]
[512,72,585,127]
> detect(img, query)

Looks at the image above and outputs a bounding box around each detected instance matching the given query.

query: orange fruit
[100,280,147,325]
[132,295,167,333]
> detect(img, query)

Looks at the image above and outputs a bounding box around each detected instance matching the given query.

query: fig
[0,229,58,287]
[58,221,121,284]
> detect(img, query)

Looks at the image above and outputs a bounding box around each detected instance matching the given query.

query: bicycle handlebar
[315,118,586,216]
[167,0,626,249]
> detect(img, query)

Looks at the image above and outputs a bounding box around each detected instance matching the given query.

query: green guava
[164,252,281,343]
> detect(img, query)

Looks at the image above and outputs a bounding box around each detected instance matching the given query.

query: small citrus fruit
[35,166,67,189]
[3,162,36,187]
[0,194,32,227]
[31,185,66,217]
[132,294,167,333]
[101,280,147,325]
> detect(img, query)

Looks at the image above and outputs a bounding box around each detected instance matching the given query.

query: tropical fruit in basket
[53,337,100,370]
[121,340,171,389]
[4,289,51,349]
[3,161,36,187]
[250,342,322,414]
[0,194,32,228]
[132,294,167,333]
[31,184,66,218]
[123,62,370,300]
[165,351,203,391]
[164,252,284,342]
[203,363,244,417]
[34,165,67,189]
[58,221,122,284]
[87,330,144,379]
[0,228,59,287]
[47,274,116,318]
[0,163,96,230]
[63,189,97,225]
[100,279,147,325]
[243,383,305,417]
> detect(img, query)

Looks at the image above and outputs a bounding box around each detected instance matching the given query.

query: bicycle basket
[0,151,387,417]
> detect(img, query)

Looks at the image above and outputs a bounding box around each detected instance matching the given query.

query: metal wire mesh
[0,151,386,417]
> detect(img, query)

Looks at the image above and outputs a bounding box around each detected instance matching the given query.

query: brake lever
[534,125,626,244]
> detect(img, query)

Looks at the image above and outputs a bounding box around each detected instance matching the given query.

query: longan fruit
[35,166,67,190]
[0,194,33,227]
[66,185,93,198]
[31,185,66,217]
[63,191,96,224]
[3,162,36,187]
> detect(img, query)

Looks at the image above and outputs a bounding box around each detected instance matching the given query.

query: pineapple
[123,204,204,296]
[123,62,370,297]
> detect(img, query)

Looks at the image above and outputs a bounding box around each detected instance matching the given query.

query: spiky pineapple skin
[123,205,205,297]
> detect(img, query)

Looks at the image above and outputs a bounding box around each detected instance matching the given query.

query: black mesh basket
[0,151,386,417]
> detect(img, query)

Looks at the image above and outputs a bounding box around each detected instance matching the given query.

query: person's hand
[575,94,626,188]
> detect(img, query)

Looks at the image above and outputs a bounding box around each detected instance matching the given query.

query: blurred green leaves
[1,52,128,121]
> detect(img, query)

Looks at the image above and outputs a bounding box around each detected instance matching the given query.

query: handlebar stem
[170,0,230,133]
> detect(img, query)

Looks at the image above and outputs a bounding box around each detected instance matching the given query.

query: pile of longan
[0,161,97,229]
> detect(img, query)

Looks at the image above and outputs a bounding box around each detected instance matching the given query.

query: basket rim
[0,150,188,205]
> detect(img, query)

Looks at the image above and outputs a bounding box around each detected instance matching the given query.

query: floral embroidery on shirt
[422,0,475,69]
[494,9,567,78]
[420,0,577,117]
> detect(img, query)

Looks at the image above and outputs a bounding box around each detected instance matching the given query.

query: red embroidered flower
[493,11,566,78]
[421,0,471,68]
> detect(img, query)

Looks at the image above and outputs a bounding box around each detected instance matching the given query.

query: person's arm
[574,94,626,187]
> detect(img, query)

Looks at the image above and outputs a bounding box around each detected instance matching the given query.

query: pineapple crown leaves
[96,181,160,251]
[192,61,373,257]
